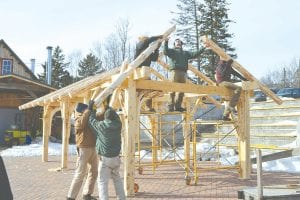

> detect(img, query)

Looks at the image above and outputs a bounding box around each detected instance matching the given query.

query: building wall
[0,43,32,79]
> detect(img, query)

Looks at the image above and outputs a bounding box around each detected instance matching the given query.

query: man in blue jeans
[88,99,126,200]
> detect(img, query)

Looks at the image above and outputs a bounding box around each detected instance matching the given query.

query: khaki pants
[168,70,187,109]
[220,81,241,117]
[98,156,126,200]
[68,147,98,199]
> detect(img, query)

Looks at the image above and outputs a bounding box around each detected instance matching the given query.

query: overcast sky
[1,0,299,78]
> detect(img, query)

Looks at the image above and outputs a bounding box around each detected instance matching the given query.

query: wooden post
[124,78,137,196]
[256,148,263,200]
[61,99,71,169]
[42,105,53,162]
[237,91,251,179]
[183,100,191,178]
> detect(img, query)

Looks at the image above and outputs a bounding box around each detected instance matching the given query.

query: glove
[88,100,95,111]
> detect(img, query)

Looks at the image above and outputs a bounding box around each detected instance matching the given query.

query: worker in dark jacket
[134,35,163,112]
[88,100,126,200]
[215,58,247,121]
[164,38,203,112]
[67,103,98,200]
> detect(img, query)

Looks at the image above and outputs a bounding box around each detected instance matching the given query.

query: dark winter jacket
[163,40,202,71]
[215,59,246,83]
[88,107,122,158]
[134,35,162,67]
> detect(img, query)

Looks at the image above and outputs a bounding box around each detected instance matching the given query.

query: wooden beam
[93,25,176,107]
[201,36,282,105]
[188,64,215,85]
[42,105,60,162]
[148,68,167,81]
[237,90,251,179]
[136,79,232,96]
[19,67,120,110]
[124,78,137,196]
[60,99,72,169]
[133,66,151,80]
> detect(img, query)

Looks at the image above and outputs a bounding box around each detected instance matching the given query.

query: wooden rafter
[201,35,282,105]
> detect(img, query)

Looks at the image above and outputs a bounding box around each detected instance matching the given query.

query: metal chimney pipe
[30,59,35,74]
[46,46,53,85]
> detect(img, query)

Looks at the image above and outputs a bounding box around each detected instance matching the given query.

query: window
[2,59,12,75]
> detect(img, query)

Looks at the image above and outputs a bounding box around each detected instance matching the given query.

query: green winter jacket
[164,40,202,71]
[88,107,122,158]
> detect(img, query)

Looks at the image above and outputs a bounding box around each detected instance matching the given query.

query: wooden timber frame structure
[19,26,282,196]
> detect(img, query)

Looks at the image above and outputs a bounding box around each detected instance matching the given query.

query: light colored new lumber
[124,78,137,196]
[136,79,232,96]
[93,25,176,107]
[110,60,128,108]
[19,67,120,110]
[237,90,251,179]
[148,68,167,80]
[201,35,282,105]
[188,64,215,85]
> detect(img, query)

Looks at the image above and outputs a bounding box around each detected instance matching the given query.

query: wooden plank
[201,36,282,105]
[136,79,232,96]
[251,148,300,164]
[93,25,176,107]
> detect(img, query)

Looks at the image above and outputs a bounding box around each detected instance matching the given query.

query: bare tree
[103,33,121,70]
[115,18,132,61]
[67,50,83,78]
[261,57,300,88]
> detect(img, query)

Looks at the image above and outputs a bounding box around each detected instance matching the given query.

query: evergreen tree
[77,53,103,80]
[51,46,72,88]
[199,0,236,79]
[172,0,236,80]
[172,0,203,77]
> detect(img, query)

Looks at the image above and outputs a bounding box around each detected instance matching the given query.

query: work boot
[168,104,174,112]
[83,194,97,200]
[175,107,186,112]
[229,106,237,115]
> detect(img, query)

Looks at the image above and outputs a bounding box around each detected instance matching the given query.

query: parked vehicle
[276,88,300,98]
[254,90,267,102]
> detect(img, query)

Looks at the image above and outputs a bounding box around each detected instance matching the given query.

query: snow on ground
[1,120,300,174]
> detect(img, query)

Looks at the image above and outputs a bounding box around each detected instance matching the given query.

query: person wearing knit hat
[88,100,126,200]
[67,103,98,200]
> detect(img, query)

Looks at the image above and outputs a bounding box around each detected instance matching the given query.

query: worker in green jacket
[88,99,126,200]
[164,38,203,112]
